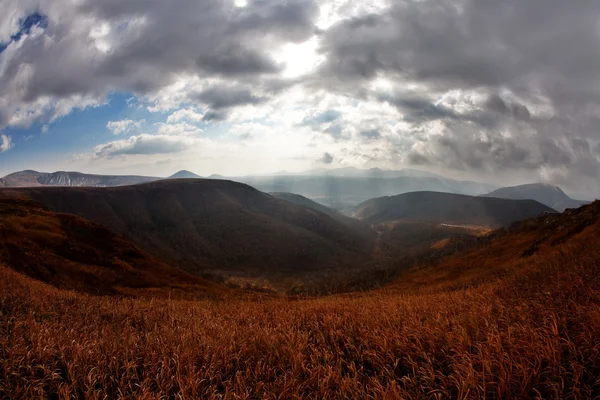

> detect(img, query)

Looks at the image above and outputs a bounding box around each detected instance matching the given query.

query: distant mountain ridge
[483,183,590,212]
[355,191,555,228]
[234,175,498,209]
[1,170,158,187]
[169,170,202,179]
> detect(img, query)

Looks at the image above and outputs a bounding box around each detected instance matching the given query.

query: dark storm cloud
[320,0,600,93]
[196,46,280,77]
[202,110,229,122]
[194,86,267,110]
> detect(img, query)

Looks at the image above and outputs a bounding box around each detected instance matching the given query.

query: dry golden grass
[2,218,600,399]
[3,200,600,398]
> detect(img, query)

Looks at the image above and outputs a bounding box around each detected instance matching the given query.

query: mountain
[269,192,371,234]
[1,179,376,283]
[0,195,229,298]
[169,170,202,179]
[386,199,600,294]
[1,170,158,187]
[287,167,449,179]
[482,183,590,212]
[270,192,347,219]
[355,191,555,228]
[232,175,499,209]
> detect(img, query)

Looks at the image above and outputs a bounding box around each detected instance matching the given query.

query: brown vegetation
[2,200,600,398]
[0,196,242,299]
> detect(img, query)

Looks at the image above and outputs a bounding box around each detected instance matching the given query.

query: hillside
[1,179,376,284]
[355,191,554,227]
[0,196,231,298]
[2,200,600,398]
[483,183,590,212]
[384,199,600,294]
[1,170,158,187]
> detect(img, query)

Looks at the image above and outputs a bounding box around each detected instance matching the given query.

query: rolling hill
[483,183,590,212]
[355,191,555,228]
[0,179,376,283]
[0,195,230,298]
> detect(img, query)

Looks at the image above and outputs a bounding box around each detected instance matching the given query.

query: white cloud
[166,108,205,124]
[0,134,13,152]
[106,119,144,135]
[156,122,203,136]
[94,134,203,158]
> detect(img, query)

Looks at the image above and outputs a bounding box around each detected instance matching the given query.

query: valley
[1,168,599,398]
[1,191,600,398]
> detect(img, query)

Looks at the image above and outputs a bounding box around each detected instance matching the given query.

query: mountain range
[0,168,497,204]
[1,179,377,286]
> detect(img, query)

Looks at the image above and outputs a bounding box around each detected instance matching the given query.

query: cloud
[318,151,334,164]
[301,109,341,127]
[310,0,600,194]
[0,134,12,152]
[0,0,318,127]
[166,108,204,124]
[106,119,144,135]
[3,0,600,196]
[155,122,203,136]
[94,134,200,158]
[193,85,267,110]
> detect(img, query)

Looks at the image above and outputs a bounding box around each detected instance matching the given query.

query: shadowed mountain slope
[0,196,230,298]
[1,179,375,279]
[355,191,554,228]
[483,183,590,212]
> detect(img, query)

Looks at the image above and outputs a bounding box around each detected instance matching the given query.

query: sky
[1,0,600,198]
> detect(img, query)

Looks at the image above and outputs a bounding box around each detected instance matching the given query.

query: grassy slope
[0,196,241,299]
[2,203,600,398]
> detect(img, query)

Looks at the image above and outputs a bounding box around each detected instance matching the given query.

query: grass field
[2,206,600,399]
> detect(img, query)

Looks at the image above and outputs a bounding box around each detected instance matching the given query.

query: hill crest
[355,191,554,228]
[483,183,589,212]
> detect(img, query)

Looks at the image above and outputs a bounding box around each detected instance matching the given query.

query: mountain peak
[482,182,589,212]
[169,170,202,179]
